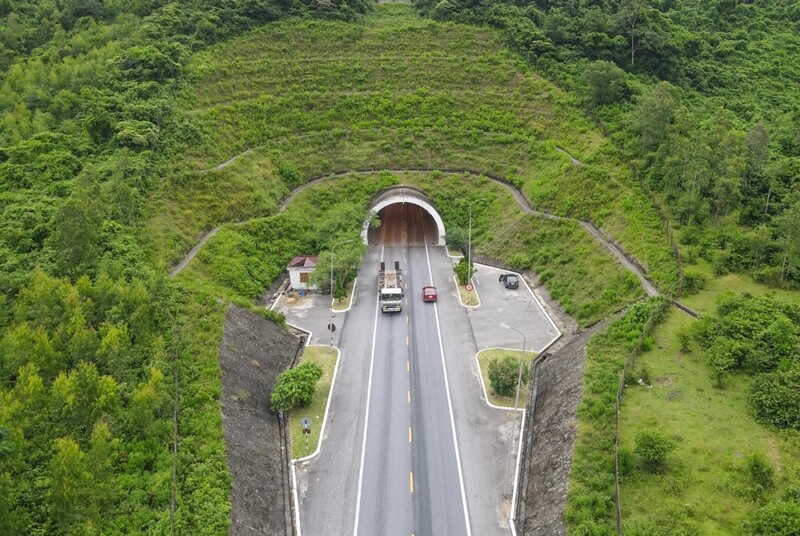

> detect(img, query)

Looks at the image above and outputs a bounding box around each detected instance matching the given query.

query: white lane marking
[353,246,383,536]
[509,411,527,536]
[424,242,472,536]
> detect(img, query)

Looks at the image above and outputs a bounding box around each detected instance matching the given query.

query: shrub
[750,366,800,429]
[445,226,467,251]
[745,501,800,535]
[617,447,635,477]
[488,354,530,397]
[270,362,323,412]
[634,428,675,471]
[454,257,474,285]
[277,162,301,188]
[745,451,776,501]
[679,267,707,296]
[677,329,691,353]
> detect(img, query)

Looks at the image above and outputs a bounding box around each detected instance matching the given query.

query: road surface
[355,243,470,536]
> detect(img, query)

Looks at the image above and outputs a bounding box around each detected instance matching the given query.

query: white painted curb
[289,345,342,536]
[453,275,481,309]
[293,345,342,463]
[474,347,536,412]
[467,263,562,536]
[331,277,358,313]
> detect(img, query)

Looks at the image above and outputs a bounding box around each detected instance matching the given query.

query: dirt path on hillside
[170,164,662,304]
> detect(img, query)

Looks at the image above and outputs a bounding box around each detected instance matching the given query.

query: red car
[422,286,437,302]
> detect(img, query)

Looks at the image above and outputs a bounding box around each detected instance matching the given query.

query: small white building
[287,255,318,290]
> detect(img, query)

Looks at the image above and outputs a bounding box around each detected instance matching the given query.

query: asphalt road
[355,244,469,536]
[295,208,557,536]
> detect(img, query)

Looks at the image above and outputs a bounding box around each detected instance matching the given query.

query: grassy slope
[158,7,681,531]
[178,171,645,326]
[156,4,674,292]
[619,279,800,534]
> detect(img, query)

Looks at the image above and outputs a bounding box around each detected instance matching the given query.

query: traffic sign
[328,323,336,332]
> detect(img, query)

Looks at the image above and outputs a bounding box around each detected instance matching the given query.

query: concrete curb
[331,277,358,313]
[474,347,536,412]
[294,345,343,464]
[453,275,481,309]
[290,344,343,536]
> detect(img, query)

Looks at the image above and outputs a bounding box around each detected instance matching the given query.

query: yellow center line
[409,472,414,493]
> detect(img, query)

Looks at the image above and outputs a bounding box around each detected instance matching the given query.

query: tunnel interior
[368,202,439,246]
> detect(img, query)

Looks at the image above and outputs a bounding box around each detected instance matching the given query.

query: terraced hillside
[155,4,675,296]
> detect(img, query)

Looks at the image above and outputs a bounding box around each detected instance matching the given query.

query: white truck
[378,261,404,313]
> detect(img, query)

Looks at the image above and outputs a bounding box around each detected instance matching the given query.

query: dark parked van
[499,273,519,289]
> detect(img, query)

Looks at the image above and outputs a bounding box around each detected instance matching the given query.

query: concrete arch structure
[362,186,446,246]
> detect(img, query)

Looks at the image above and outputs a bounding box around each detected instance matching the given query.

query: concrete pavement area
[273,291,348,347]
[467,263,561,353]
[278,245,561,536]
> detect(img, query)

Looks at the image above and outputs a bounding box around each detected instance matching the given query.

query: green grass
[456,277,480,307]
[476,348,536,408]
[566,298,668,535]
[155,4,676,296]
[680,258,800,316]
[176,170,647,326]
[618,306,800,535]
[288,346,338,460]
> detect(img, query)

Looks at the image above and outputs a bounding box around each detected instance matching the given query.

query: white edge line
[508,335,560,536]
[292,461,302,536]
[331,277,358,313]
[294,345,342,463]
[474,347,535,412]
[452,275,481,309]
[426,242,472,536]
[352,248,383,536]
[269,292,284,311]
[509,409,526,536]
[275,291,312,536]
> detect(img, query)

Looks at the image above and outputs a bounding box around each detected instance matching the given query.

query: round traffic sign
[465,284,473,291]
[328,323,336,332]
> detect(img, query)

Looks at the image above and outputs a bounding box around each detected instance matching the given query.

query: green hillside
[157,5,675,295]
[3,1,797,535]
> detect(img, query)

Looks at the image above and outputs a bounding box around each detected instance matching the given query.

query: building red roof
[287,255,318,269]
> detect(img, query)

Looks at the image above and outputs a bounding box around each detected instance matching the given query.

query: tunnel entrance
[368,203,438,246]
[362,187,446,247]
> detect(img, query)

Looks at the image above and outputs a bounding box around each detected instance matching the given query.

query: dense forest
[416,0,800,288]
[0,0,371,533]
[1,0,799,534]
[412,1,800,534]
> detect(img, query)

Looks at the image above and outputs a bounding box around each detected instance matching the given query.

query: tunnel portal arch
[362,186,446,246]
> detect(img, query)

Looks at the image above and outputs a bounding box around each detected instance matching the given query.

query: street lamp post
[330,237,358,347]
[458,198,482,287]
[500,322,528,496]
